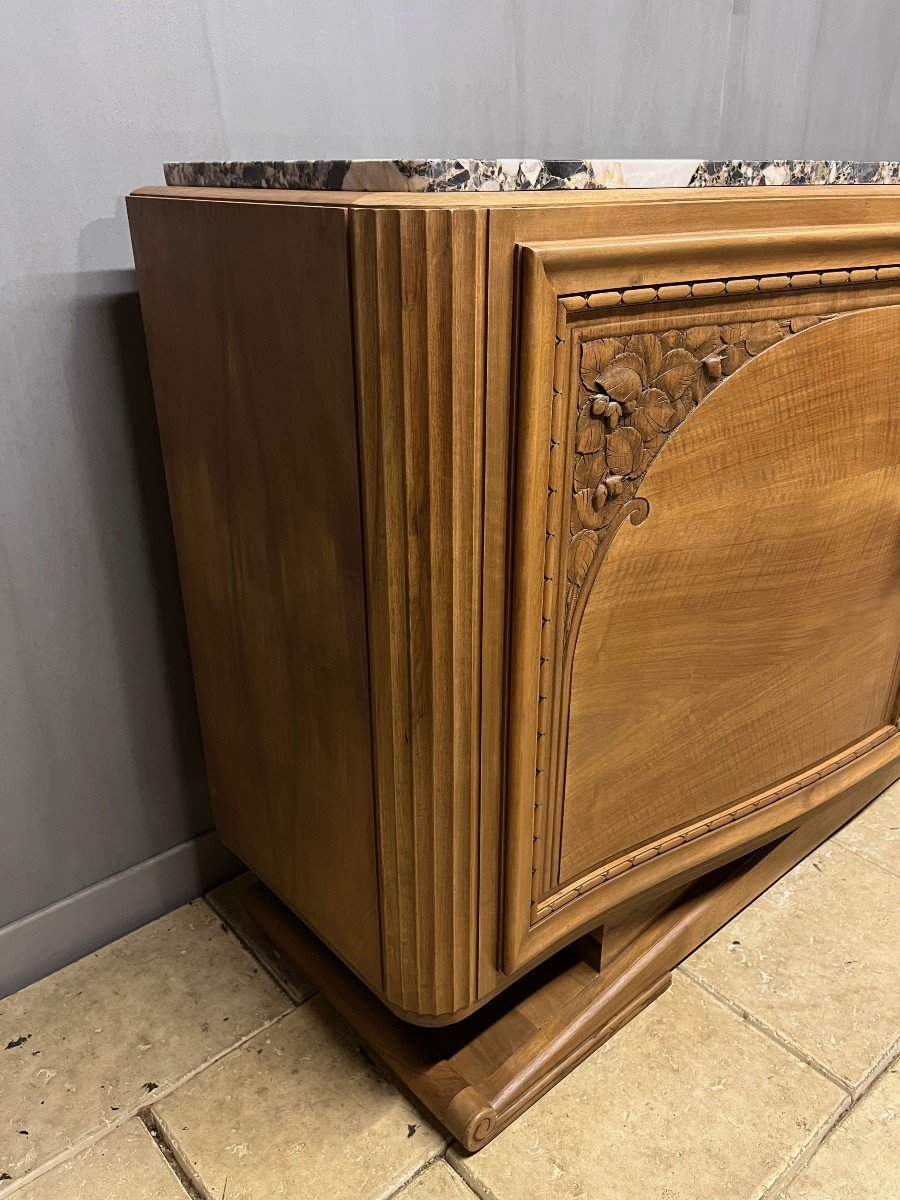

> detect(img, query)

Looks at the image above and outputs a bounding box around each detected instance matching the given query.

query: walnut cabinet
[128,184,900,1148]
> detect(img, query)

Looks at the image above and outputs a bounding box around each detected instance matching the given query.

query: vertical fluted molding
[351,206,487,1017]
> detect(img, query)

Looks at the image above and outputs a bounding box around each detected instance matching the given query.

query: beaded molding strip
[537,725,899,918]
[562,264,900,313]
[529,260,900,917]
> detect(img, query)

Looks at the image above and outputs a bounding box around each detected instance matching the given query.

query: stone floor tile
[449,974,844,1200]
[395,1161,479,1199]
[153,997,445,1200]
[0,901,289,1188]
[778,1060,900,1199]
[206,872,315,1003]
[682,840,900,1092]
[10,1120,187,1200]
[832,781,900,877]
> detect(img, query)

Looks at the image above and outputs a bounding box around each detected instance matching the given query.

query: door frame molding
[503,224,900,974]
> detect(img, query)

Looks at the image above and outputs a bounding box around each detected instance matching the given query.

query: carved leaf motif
[605,426,643,475]
[575,403,606,453]
[579,339,622,389]
[683,325,720,352]
[655,348,697,398]
[789,316,819,333]
[574,489,606,531]
[721,322,754,344]
[626,333,664,378]
[568,531,597,583]
[578,342,603,390]
[694,336,725,360]
[598,352,646,404]
[640,433,666,469]
[670,395,692,427]
[573,449,607,494]
[567,312,829,639]
[744,320,784,354]
[630,387,674,439]
[722,343,750,375]
[702,352,724,380]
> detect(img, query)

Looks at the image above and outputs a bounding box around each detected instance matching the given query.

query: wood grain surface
[562,309,900,880]
[127,195,382,988]
[350,205,488,1018]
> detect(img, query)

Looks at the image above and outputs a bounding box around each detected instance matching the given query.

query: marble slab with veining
[164,158,900,192]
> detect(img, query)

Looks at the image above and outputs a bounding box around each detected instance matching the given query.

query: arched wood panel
[560,308,900,882]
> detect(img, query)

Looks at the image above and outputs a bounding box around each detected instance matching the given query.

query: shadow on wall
[0,258,241,996]
[112,288,207,797]
[72,204,209,832]
[66,275,209,837]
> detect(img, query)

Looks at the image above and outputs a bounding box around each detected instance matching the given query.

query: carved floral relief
[566,316,824,632]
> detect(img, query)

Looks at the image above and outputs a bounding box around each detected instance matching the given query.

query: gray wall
[3,0,899,994]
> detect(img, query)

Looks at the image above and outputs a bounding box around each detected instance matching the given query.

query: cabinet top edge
[162,159,900,193]
[133,180,900,212]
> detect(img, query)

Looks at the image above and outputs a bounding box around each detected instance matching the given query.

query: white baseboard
[0,830,241,998]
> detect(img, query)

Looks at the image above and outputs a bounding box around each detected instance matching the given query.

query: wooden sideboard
[128,183,900,1148]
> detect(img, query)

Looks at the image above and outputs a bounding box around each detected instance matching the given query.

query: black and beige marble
[164,158,900,192]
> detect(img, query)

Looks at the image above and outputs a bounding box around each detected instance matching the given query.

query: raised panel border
[504,225,900,973]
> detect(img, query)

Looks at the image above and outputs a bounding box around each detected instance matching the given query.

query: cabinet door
[504,226,900,972]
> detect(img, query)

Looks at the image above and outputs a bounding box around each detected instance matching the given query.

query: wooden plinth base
[243,776,888,1151]
[245,879,670,1151]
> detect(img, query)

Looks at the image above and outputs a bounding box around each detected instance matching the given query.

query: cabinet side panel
[127,196,381,988]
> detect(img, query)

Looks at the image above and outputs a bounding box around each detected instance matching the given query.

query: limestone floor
[3,781,899,1200]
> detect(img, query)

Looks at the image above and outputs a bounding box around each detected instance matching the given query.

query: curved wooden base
[243,774,892,1151]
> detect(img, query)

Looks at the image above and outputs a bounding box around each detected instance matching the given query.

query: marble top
[164,159,900,193]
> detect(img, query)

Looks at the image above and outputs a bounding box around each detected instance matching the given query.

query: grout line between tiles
[446,1147,501,1200]
[676,968,900,1196]
[4,863,893,1199]
[140,1110,206,1200]
[149,1025,450,1200]
[378,1148,464,1200]
[758,1088,852,1200]
[829,836,900,879]
[675,965,853,1094]
[438,1155,484,1199]
[0,1008,292,1200]
[379,1160,434,1199]
[150,1109,217,1200]
[846,1036,900,1103]
[200,894,314,1006]
[0,1113,134,1199]
[760,1041,900,1200]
